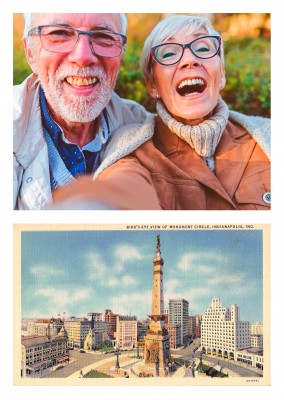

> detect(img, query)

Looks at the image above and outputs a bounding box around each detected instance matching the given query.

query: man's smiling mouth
[65,76,98,86]
[176,78,206,96]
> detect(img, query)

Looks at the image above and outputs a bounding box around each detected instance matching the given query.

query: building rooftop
[21,335,66,347]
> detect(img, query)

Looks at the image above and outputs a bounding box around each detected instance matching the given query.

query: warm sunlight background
[13,13,271,117]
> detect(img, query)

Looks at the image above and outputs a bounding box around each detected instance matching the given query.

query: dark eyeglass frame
[28,25,127,58]
[151,35,222,66]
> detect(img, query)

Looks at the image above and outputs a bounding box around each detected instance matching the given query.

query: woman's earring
[156,93,160,99]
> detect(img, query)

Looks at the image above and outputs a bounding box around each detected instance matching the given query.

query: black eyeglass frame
[150,35,222,66]
[27,25,127,58]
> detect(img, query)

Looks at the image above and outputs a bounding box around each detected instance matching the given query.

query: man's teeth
[66,77,97,86]
[178,78,205,89]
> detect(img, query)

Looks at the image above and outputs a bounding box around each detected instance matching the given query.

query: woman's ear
[145,76,159,99]
[219,64,226,90]
[23,38,39,74]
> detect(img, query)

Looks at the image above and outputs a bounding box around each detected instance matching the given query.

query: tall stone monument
[143,235,171,376]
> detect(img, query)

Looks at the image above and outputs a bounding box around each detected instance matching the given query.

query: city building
[188,315,197,338]
[87,312,103,328]
[63,319,91,348]
[195,314,203,337]
[102,309,119,338]
[164,309,169,325]
[84,328,111,350]
[167,324,182,349]
[236,349,264,370]
[169,298,189,344]
[27,318,63,337]
[201,298,250,361]
[21,334,68,377]
[116,316,138,349]
[251,334,263,350]
[251,322,263,335]
[137,321,148,339]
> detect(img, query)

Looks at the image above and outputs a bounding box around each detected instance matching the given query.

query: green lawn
[84,369,113,378]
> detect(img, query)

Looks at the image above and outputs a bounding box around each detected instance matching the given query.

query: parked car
[56,365,64,370]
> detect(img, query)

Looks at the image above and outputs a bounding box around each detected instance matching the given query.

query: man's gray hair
[23,13,128,37]
[141,14,224,84]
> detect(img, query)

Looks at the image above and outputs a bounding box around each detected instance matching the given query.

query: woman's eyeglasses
[151,35,221,66]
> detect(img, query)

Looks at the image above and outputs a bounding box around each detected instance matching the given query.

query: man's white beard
[38,64,117,123]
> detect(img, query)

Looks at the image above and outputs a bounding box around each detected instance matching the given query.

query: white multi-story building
[251,322,263,335]
[236,349,264,370]
[116,316,137,349]
[169,299,189,344]
[201,298,250,361]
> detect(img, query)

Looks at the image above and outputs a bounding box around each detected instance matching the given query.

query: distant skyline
[21,228,264,322]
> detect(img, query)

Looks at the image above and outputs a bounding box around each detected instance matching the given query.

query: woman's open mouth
[176,78,207,96]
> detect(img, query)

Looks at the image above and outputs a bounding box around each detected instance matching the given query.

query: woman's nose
[178,47,202,69]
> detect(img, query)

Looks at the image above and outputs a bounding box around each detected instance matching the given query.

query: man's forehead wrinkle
[35,20,117,32]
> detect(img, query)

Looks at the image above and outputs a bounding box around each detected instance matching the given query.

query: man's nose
[67,34,98,67]
[178,47,201,69]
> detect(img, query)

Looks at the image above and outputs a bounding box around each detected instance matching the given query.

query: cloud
[29,264,63,279]
[35,287,91,309]
[109,291,151,318]
[86,245,144,284]
[164,278,181,296]
[176,251,226,272]
[108,278,121,287]
[102,275,137,287]
[209,273,244,286]
[122,275,137,285]
[86,251,108,280]
[199,265,214,273]
[114,244,146,263]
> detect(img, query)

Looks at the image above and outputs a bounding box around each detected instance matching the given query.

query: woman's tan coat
[96,115,270,210]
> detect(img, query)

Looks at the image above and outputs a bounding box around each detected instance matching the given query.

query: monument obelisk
[143,235,171,376]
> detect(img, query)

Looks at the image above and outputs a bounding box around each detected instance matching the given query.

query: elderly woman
[54,15,271,210]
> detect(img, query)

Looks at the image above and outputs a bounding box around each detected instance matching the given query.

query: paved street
[46,350,116,378]
[30,340,263,379]
[171,338,263,378]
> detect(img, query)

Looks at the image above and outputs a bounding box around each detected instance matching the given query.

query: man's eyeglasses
[28,25,127,58]
[151,36,222,66]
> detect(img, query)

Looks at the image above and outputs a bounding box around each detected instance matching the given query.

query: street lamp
[115,348,120,370]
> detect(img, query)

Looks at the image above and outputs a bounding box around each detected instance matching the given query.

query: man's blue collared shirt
[40,87,109,177]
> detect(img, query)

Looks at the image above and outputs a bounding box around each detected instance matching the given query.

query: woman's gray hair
[141,14,224,83]
[23,13,128,37]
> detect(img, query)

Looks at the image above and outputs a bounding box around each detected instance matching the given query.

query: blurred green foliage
[13,37,270,118]
[222,38,270,117]
[116,37,270,117]
[13,47,32,85]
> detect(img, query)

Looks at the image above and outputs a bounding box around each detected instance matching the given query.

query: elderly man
[14,13,159,210]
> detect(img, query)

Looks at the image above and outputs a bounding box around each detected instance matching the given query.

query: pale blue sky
[21,229,263,322]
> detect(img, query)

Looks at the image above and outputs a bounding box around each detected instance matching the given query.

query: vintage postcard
[14,223,270,386]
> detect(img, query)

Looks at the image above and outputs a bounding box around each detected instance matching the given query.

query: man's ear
[145,76,158,99]
[23,37,38,74]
